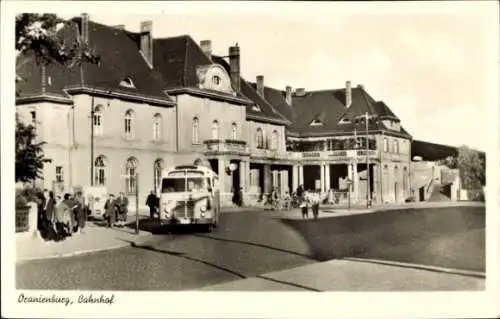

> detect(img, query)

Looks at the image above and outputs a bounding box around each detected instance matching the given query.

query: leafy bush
[467,189,485,202]
[15,186,43,208]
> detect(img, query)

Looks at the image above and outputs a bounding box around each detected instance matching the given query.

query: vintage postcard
[2,1,499,318]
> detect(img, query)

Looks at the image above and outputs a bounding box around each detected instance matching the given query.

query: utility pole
[135,172,139,234]
[90,93,95,186]
[365,112,371,208]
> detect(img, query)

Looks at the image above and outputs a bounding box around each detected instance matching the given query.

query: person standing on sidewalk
[146,191,159,220]
[104,194,116,228]
[42,191,57,241]
[300,191,309,219]
[311,189,321,220]
[74,191,86,234]
[116,192,129,227]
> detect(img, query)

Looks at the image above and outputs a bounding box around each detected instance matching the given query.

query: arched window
[93,105,103,136]
[124,109,134,138]
[393,140,399,153]
[256,128,264,149]
[125,157,138,194]
[152,113,161,141]
[383,138,389,152]
[192,117,199,144]
[212,120,219,140]
[153,159,163,192]
[271,130,279,150]
[231,122,238,140]
[94,155,107,186]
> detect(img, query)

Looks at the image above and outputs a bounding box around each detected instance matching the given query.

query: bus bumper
[159,218,216,225]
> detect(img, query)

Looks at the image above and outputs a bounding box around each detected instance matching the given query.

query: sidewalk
[16,222,152,264]
[200,258,485,291]
[274,201,485,220]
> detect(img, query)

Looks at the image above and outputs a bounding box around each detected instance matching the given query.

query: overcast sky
[55,2,498,151]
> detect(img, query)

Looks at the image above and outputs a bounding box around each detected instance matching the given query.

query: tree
[457,145,485,190]
[16,13,100,66]
[16,14,101,184]
[15,119,51,183]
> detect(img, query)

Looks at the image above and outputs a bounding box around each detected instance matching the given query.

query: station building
[16,15,416,207]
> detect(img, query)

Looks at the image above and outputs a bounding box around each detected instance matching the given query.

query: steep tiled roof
[264,85,412,138]
[411,140,459,161]
[153,36,255,106]
[211,55,289,125]
[262,86,297,122]
[16,17,174,105]
[373,101,397,119]
[153,35,209,89]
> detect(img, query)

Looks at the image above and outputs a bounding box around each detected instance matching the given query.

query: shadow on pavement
[129,242,247,279]
[191,233,314,260]
[281,206,485,272]
[92,217,212,235]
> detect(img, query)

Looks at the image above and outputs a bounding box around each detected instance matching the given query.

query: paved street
[16,210,316,290]
[16,205,485,290]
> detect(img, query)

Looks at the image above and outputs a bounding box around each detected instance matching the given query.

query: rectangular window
[153,122,160,141]
[56,166,63,183]
[127,168,136,194]
[383,138,389,152]
[125,118,132,136]
[93,114,103,136]
[30,111,36,125]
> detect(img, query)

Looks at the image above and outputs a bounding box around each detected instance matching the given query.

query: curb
[343,257,486,279]
[16,243,130,264]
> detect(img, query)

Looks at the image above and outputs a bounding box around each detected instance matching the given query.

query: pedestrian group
[37,189,87,242]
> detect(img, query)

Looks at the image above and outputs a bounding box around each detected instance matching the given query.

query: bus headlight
[200,206,207,212]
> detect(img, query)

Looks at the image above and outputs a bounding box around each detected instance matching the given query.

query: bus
[158,164,221,232]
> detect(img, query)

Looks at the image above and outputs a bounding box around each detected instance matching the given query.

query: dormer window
[120,77,135,88]
[310,119,323,126]
[212,75,221,86]
[251,105,261,112]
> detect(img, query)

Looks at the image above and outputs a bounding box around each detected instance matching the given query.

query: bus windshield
[161,177,206,193]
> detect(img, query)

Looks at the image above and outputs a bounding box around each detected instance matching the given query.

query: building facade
[17,15,417,207]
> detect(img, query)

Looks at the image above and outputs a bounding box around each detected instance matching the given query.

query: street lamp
[355,112,373,208]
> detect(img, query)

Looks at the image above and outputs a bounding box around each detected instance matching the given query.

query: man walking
[104,194,116,228]
[146,191,159,220]
[311,190,321,220]
[115,192,129,227]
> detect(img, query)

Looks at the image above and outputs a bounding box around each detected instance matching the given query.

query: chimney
[200,40,212,60]
[345,80,352,108]
[295,88,306,97]
[256,75,264,97]
[113,24,125,30]
[285,86,292,105]
[229,44,240,92]
[81,13,89,43]
[140,21,153,67]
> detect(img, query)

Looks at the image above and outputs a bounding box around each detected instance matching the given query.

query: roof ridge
[154,34,192,41]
